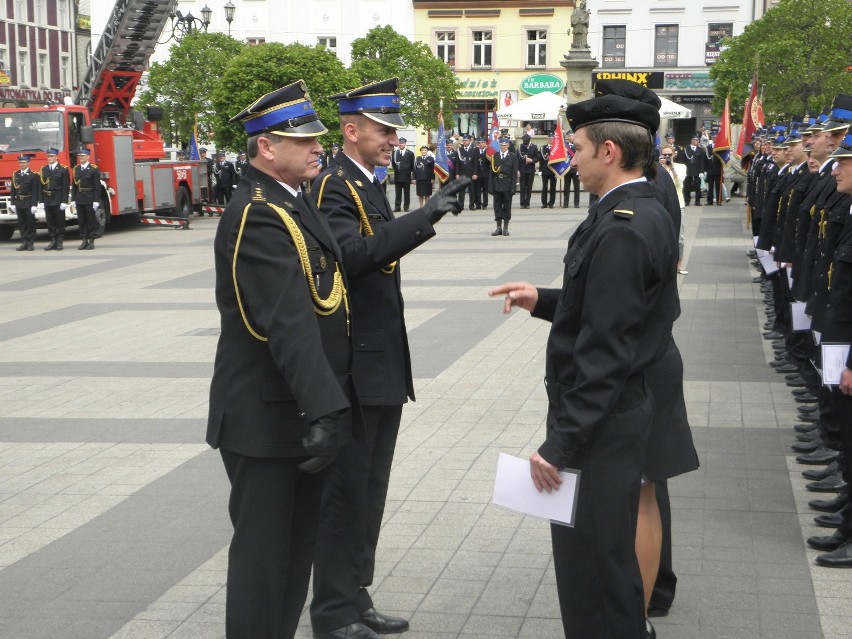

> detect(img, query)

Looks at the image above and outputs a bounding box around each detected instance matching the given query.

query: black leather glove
[420,177,470,225]
[298,411,343,473]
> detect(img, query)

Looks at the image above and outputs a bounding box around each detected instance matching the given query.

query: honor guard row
[745,93,852,567]
[8,147,101,251]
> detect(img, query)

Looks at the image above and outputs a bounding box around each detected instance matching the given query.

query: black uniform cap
[229,79,327,138]
[330,78,405,128]
[822,94,852,133]
[569,79,661,133]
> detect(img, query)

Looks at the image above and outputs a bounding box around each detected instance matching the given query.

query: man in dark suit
[491,137,519,236]
[234,150,249,178]
[310,78,464,639]
[456,133,477,209]
[562,131,581,207]
[676,133,706,205]
[474,137,490,209]
[207,80,354,639]
[490,85,677,638]
[71,147,100,250]
[703,141,725,205]
[517,133,539,208]
[39,147,71,251]
[213,152,238,204]
[391,138,414,212]
[539,134,556,208]
[9,154,40,251]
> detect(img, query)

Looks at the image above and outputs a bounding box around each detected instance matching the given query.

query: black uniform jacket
[491,151,519,193]
[312,151,435,406]
[822,207,852,368]
[517,141,540,174]
[531,181,678,467]
[391,148,415,182]
[456,144,477,178]
[39,163,70,206]
[10,168,41,207]
[413,155,435,182]
[476,148,491,182]
[71,163,101,205]
[207,165,352,458]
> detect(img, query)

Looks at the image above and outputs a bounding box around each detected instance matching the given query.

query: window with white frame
[317,37,337,56]
[61,55,71,88]
[38,53,48,86]
[435,31,455,68]
[472,30,492,68]
[526,30,547,68]
[58,0,68,29]
[654,24,679,67]
[18,50,29,86]
[15,0,25,21]
[35,0,44,23]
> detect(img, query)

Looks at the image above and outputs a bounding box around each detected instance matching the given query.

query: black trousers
[837,393,852,539]
[393,180,410,211]
[44,204,66,238]
[215,185,233,205]
[15,205,35,243]
[551,395,650,639]
[706,173,722,204]
[76,203,98,240]
[311,404,403,632]
[493,191,513,222]
[475,177,489,208]
[221,449,323,639]
[540,173,556,207]
[518,172,535,206]
[456,178,475,209]
[563,172,580,207]
[683,175,702,205]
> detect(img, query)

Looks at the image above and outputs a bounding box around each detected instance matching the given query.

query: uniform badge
[319,256,327,269]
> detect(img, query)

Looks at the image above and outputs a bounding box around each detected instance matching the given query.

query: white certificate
[492,452,580,527]
[758,251,779,276]
[790,302,811,332]
[821,343,851,386]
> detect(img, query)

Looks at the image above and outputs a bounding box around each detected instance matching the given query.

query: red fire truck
[0,0,208,241]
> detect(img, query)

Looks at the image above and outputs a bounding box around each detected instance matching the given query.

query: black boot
[26,241,34,251]
[44,237,57,251]
[55,236,63,251]
[502,221,510,236]
[16,241,27,251]
[86,239,95,250]
[78,239,88,250]
[491,222,502,236]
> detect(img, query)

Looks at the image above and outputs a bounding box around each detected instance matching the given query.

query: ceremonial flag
[736,72,763,157]
[487,109,500,157]
[713,95,731,164]
[188,120,200,161]
[434,111,450,183]
[548,117,572,177]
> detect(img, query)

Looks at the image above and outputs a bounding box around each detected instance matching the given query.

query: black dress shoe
[799,413,818,423]
[764,330,783,339]
[786,377,806,387]
[807,529,847,551]
[78,240,88,250]
[792,439,822,453]
[752,276,765,283]
[795,430,821,443]
[791,387,813,397]
[803,460,840,480]
[776,364,799,373]
[360,607,409,634]
[795,422,819,434]
[794,392,818,403]
[806,471,847,493]
[747,250,757,257]
[815,511,844,528]
[816,540,852,567]
[796,447,841,465]
[810,493,848,513]
[315,622,380,639]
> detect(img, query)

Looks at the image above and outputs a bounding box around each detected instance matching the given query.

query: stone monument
[561,0,598,106]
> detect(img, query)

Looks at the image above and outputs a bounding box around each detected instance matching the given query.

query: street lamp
[224,1,236,37]
[161,8,211,44]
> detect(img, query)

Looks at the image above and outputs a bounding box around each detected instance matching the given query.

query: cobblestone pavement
[0,195,847,638]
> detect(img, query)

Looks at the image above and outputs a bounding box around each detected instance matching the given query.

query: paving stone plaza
[1,196,850,638]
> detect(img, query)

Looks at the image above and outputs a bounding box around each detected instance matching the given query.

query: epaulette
[251,182,267,202]
[613,209,634,219]
[90,164,98,169]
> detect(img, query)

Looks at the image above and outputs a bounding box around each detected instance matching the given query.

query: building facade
[0,0,82,107]
[586,0,754,141]
[414,0,573,141]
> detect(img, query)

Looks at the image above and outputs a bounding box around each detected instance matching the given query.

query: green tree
[709,0,852,121]
[350,25,459,131]
[137,32,246,148]
[210,42,356,151]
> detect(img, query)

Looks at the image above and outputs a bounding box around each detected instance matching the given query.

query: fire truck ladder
[75,0,178,123]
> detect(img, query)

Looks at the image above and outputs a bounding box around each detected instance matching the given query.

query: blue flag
[434,112,450,184]
[188,123,200,161]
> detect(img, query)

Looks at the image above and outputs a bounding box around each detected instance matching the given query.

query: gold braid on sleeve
[232,202,350,342]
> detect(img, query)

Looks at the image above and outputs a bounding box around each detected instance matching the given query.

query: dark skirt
[416,179,433,196]
[644,336,700,482]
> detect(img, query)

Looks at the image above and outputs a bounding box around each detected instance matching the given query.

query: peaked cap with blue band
[330,78,405,128]
[229,80,327,138]
[822,94,852,133]
[829,131,852,159]
[806,108,831,132]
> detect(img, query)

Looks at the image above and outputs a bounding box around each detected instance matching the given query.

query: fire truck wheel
[93,199,109,238]
[174,186,192,220]
[0,226,14,242]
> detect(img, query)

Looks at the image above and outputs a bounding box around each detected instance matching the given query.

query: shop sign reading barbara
[520,74,564,95]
